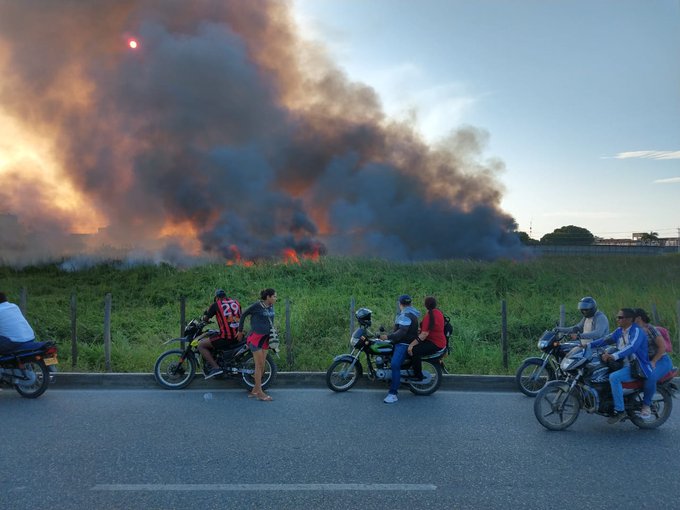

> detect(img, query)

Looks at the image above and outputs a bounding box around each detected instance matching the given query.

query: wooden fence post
[70,293,78,368]
[349,297,355,336]
[103,293,112,372]
[650,303,660,324]
[559,304,565,327]
[501,299,508,370]
[676,300,680,354]
[179,296,186,350]
[19,287,27,316]
[285,299,293,369]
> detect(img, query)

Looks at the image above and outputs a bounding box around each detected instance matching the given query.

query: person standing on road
[237,288,277,401]
[198,289,242,380]
[0,291,36,352]
[379,294,420,404]
[408,296,446,381]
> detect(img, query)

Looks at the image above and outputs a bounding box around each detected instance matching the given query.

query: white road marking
[92,483,436,491]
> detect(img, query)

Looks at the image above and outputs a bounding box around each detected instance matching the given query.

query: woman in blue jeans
[591,308,652,424]
[635,308,673,420]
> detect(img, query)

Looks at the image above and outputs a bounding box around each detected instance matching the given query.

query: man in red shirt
[408,296,447,381]
[199,289,242,379]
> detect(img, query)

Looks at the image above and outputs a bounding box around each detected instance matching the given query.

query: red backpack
[656,326,673,354]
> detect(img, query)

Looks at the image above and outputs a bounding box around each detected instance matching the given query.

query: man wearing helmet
[379,294,420,404]
[199,289,242,379]
[555,296,609,346]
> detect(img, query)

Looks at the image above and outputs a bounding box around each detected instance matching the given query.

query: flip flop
[257,393,273,401]
[247,392,258,398]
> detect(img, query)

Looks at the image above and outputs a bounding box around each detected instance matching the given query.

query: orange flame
[282,248,300,265]
[225,245,255,267]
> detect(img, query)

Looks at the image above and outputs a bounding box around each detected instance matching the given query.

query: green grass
[1,254,678,374]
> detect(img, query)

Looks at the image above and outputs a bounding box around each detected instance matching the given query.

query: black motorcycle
[0,340,58,398]
[534,344,678,430]
[326,307,445,396]
[153,318,277,390]
[515,330,580,397]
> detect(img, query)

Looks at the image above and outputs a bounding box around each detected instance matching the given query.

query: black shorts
[208,334,238,351]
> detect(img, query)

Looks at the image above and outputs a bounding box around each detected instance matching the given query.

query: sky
[293,0,680,240]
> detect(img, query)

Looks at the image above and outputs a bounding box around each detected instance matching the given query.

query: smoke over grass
[0,0,523,268]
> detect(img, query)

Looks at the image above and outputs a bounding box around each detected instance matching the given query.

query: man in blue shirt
[0,291,36,352]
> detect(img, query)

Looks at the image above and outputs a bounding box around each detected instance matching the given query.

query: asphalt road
[1,387,678,510]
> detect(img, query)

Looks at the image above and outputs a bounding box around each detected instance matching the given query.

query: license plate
[44,357,58,366]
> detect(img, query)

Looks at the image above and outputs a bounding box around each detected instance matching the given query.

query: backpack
[656,326,673,354]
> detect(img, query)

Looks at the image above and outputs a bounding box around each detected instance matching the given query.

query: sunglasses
[616,315,630,320]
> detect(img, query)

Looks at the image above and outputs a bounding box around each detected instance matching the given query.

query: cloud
[607,151,680,160]
[653,177,680,184]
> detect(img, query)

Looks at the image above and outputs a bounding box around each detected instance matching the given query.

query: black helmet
[214,289,227,300]
[355,307,372,326]
[578,296,597,318]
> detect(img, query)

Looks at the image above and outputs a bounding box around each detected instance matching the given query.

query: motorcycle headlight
[351,335,361,347]
[560,357,574,371]
[538,339,550,349]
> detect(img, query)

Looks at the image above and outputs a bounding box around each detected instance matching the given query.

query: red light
[128,39,138,49]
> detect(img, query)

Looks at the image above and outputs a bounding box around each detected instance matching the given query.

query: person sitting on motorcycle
[0,291,36,352]
[379,294,420,404]
[555,296,609,346]
[589,307,652,424]
[408,296,446,381]
[634,308,673,421]
[199,289,242,379]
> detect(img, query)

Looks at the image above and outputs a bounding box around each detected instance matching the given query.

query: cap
[398,294,412,305]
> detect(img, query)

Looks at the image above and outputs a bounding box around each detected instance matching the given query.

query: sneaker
[637,410,653,421]
[204,368,224,380]
[383,393,398,404]
[606,411,626,424]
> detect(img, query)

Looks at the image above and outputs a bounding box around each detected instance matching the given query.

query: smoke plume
[0,0,523,267]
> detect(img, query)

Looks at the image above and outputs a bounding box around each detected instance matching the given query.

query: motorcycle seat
[422,347,448,360]
[0,340,47,355]
[219,341,247,356]
[622,367,678,390]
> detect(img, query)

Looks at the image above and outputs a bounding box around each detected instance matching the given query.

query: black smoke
[0,0,523,267]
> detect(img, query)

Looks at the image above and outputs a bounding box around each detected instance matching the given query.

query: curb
[49,372,518,392]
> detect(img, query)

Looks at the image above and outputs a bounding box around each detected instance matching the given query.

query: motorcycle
[326,307,445,395]
[516,330,580,397]
[534,343,678,430]
[0,340,58,398]
[153,318,277,390]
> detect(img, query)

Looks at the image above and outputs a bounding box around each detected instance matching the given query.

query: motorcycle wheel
[240,352,277,390]
[515,357,556,397]
[154,349,196,389]
[326,359,363,392]
[534,381,580,431]
[408,360,443,396]
[14,360,49,398]
[627,386,673,429]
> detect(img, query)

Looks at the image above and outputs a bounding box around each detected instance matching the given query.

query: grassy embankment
[1,255,678,374]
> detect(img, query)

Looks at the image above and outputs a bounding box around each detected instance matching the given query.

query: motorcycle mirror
[379,326,385,332]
